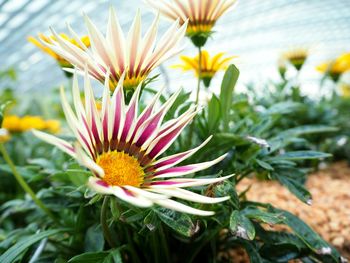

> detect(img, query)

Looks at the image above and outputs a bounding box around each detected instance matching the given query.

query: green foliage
[0,229,66,263]
[0,64,345,263]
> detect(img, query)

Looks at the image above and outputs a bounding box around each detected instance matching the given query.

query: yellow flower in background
[19,116,47,131]
[340,83,350,98]
[173,50,235,87]
[2,115,21,132]
[45,120,61,134]
[146,0,237,47]
[282,48,308,71]
[2,115,60,133]
[316,53,350,82]
[0,128,11,143]
[28,33,90,68]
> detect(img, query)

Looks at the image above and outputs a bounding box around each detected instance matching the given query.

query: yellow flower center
[186,23,213,36]
[109,75,146,91]
[96,151,144,187]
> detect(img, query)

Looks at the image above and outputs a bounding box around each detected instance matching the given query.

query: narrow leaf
[220,64,239,131]
[0,229,65,263]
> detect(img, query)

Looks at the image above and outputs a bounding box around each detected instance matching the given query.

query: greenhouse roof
[0,0,349,93]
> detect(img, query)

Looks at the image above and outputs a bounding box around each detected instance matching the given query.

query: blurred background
[1,1,350,260]
[0,0,350,95]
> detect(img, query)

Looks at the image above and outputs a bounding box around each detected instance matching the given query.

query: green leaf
[256,159,274,171]
[156,209,194,237]
[106,248,123,263]
[220,64,239,131]
[274,174,312,204]
[270,208,341,262]
[229,210,240,231]
[142,211,159,232]
[213,133,250,147]
[265,101,302,115]
[0,164,37,179]
[66,169,91,186]
[241,206,284,225]
[256,228,309,262]
[260,243,301,262]
[269,125,338,153]
[229,211,255,240]
[207,94,221,132]
[0,229,65,263]
[256,226,307,250]
[268,159,296,167]
[165,89,191,119]
[121,208,148,223]
[69,248,124,263]
[84,225,104,252]
[214,180,239,209]
[69,251,110,263]
[275,151,331,160]
[51,168,91,186]
[279,125,338,138]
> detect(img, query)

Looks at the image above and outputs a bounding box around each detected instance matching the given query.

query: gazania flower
[282,48,308,71]
[173,50,235,87]
[45,8,187,91]
[33,72,231,216]
[28,33,90,69]
[316,53,350,82]
[2,115,60,133]
[146,0,237,47]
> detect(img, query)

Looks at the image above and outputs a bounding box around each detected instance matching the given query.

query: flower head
[3,115,60,133]
[316,53,350,82]
[146,0,237,47]
[282,48,308,71]
[173,50,235,87]
[28,33,90,68]
[33,72,231,216]
[45,8,187,91]
[277,58,287,80]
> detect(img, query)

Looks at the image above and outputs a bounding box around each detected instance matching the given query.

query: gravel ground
[229,161,350,262]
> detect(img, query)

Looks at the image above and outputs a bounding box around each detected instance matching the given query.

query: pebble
[232,161,350,262]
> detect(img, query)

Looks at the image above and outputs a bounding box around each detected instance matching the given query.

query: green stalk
[195,46,202,108]
[188,46,202,146]
[188,228,220,263]
[0,143,58,224]
[100,196,117,248]
[158,224,171,263]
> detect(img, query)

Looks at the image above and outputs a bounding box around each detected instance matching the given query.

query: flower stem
[188,46,202,146]
[195,46,202,107]
[101,196,116,248]
[0,143,58,224]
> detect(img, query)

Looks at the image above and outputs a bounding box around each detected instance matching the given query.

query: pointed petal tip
[222,173,235,181]
[154,199,216,216]
[31,128,43,137]
[88,177,113,194]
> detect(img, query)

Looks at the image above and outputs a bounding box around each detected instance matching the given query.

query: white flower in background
[45,8,187,90]
[33,71,232,216]
[146,0,237,47]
